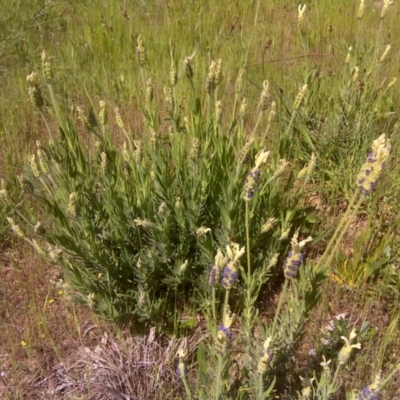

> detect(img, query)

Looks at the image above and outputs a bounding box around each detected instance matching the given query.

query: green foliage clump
[7,49,316,329]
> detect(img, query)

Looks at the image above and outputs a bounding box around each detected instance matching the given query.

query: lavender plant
[2,39,316,330]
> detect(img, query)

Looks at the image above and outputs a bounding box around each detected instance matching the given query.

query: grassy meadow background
[1,0,400,398]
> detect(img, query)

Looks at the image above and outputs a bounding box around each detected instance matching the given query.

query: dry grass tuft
[46,329,200,400]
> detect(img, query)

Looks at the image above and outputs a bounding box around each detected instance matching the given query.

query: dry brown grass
[0,240,105,399]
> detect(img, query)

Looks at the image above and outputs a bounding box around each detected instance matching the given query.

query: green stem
[243,0,261,67]
[223,289,230,318]
[47,83,63,130]
[39,109,53,141]
[214,355,224,400]
[314,192,359,272]
[244,201,253,344]
[284,110,297,137]
[322,196,364,273]
[271,279,289,334]
[230,93,239,128]
[212,287,216,322]
[245,201,251,279]
[378,364,400,390]
[301,34,309,73]
[207,93,211,126]
[182,375,192,400]
[332,364,342,389]
[251,111,263,139]
[258,372,264,399]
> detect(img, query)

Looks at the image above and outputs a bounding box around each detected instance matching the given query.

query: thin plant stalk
[212,286,217,322]
[214,355,224,400]
[181,375,192,400]
[283,110,297,137]
[258,373,264,399]
[321,195,364,273]
[314,192,361,272]
[271,278,289,334]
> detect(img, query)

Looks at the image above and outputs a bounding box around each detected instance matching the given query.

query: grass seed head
[169,60,178,87]
[345,46,353,64]
[67,192,78,218]
[258,80,271,111]
[352,66,360,82]
[134,140,143,163]
[149,129,157,151]
[298,4,307,33]
[122,141,130,162]
[17,174,34,194]
[357,0,365,19]
[268,101,276,123]
[0,180,12,207]
[293,84,308,109]
[240,97,248,119]
[190,137,200,161]
[298,153,316,179]
[215,100,223,124]
[146,78,154,103]
[379,44,391,63]
[29,154,41,178]
[387,77,397,89]
[214,58,222,86]
[100,152,107,174]
[164,87,175,113]
[114,107,125,129]
[26,73,44,108]
[381,0,394,19]
[136,35,147,67]
[7,217,25,238]
[99,100,107,126]
[26,71,39,86]
[41,50,53,82]
[206,60,217,94]
[77,106,93,130]
[184,56,194,80]
[36,141,50,174]
[235,68,245,94]
[32,239,46,256]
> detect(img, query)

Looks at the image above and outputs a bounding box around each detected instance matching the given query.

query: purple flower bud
[221,261,239,289]
[243,168,261,201]
[215,324,233,355]
[283,251,304,278]
[358,384,378,400]
[209,265,218,286]
[176,360,188,378]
